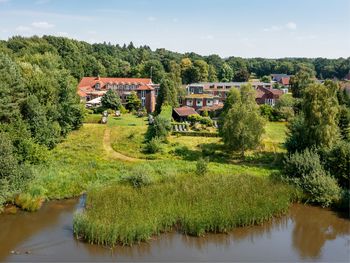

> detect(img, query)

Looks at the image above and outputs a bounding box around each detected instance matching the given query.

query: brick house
[173,106,199,122]
[255,86,284,106]
[183,81,276,111]
[77,76,159,113]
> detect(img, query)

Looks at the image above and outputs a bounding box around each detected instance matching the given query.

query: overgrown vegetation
[283,80,350,208]
[74,174,296,246]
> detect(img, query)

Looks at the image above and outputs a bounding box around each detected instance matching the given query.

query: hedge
[172,131,219,137]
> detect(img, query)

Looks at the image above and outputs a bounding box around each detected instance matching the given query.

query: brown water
[0,197,349,262]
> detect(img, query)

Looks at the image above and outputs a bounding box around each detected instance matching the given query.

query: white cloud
[172,18,178,23]
[263,25,282,32]
[201,34,214,40]
[147,16,156,22]
[286,22,297,30]
[31,21,55,29]
[15,25,32,32]
[263,22,297,32]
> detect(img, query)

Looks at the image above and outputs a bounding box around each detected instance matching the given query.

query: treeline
[1,36,349,88]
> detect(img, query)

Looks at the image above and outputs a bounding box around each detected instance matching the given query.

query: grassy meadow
[13,113,297,246]
[18,114,281,210]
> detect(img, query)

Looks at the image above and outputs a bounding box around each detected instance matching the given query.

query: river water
[0,197,349,262]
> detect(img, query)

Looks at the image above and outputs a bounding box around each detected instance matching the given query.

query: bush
[148,115,171,140]
[200,117,213,126]
[196,157,209,175]
[283,148,323,179]
[300,172,341,207]
[283,148,342,207]
[121,171,152,188]
[119,105,128,114]
[320,141,350,188]
[187,114,202,123]
[144,137,163,154]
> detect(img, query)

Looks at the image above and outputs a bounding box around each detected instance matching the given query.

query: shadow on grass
[171,141,284,170]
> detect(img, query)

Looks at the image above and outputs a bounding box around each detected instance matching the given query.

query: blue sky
[0,0,349,58]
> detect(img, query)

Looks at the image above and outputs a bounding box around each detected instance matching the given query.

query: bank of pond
[73,173,299,246]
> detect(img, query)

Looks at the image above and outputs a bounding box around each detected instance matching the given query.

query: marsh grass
[74,174,296,246]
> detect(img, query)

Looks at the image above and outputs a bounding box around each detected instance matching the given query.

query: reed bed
[74,174,295,246]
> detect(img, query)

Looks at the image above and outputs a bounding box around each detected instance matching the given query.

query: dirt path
[103,127,141,162]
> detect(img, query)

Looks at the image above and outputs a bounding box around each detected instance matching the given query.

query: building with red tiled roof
[77,76,159,113]
[255,86,284,106]
[173,106,199,121]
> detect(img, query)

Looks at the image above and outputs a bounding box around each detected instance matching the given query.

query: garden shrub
[144,137,163,154]
[200,117,213,126]
[283,148,323,179]
[121,170,152,188]
[283,148,342,207]
[196,157,209,175]
[300,172,341,207]
[148,115,171,141]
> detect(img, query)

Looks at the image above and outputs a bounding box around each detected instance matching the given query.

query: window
[207,99,213,106]
[217,86,223,89]
[95,83,100,90]
[187,99,193,106]
[196,99,203,107]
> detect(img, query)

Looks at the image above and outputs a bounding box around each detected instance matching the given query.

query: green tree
[219,63,233,82]
[0,53,25,123]
[286,83,340,152]
[155,77,178,113]
[101,89,122,110]
[290,69,314,98]
[192,59,209,82]
[233,68,250,82]
[126,91,141,111]
[208,65,218,82]
[220,84,265,156]
[260,75,271,83]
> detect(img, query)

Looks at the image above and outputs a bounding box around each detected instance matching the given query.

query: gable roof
[280,77,290,85]
[78,77,153,89]
[173,106,198,117]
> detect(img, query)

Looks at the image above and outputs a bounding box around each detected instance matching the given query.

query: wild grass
[74,174,296,246]
[18,119,284,212]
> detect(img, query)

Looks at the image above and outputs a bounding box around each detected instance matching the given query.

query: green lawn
[109,114,287,164]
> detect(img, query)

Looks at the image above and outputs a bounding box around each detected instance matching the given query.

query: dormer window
[95,83,100,90]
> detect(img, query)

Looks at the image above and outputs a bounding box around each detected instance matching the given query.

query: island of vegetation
[0,36,349,247]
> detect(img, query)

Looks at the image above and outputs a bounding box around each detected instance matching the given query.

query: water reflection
[0,200,349,262]
[290,204,350,259]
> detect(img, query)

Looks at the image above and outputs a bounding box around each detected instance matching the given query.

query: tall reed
[74,174,295,246]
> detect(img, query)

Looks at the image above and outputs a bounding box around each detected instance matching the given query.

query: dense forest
[1,36,349,87]
[0,35,349,210]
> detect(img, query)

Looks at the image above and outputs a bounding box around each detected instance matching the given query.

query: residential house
[271,73,291,88]
[77,76,159,112]
[173,106,199,122]
[183,81,274,111]
[255,86,284,106]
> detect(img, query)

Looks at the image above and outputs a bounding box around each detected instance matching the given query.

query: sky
[0,0,349,58]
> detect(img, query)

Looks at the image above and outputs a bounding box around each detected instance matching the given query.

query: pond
[0,197,349,262]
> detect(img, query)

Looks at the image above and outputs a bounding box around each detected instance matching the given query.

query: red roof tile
[280,77,290,86]
[78,77,152,89]
[173,106,198,117]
